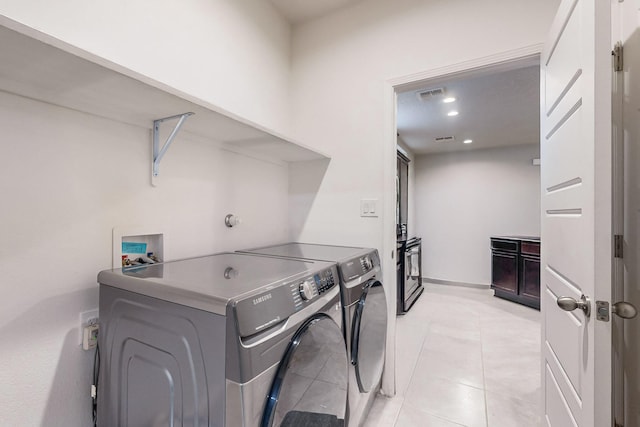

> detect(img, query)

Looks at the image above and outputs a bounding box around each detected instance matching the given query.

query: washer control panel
[298,279,315,300]
[291,266,337,311]
[340,250,380,282]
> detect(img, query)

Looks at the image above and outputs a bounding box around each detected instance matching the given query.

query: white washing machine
[97,252,348,427]
[238,243,387,427]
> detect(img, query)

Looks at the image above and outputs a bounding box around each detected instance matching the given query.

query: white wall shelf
[0,20,330,174]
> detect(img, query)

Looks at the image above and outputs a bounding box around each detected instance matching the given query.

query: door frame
[611,0,636,424]
[382,3,618,421]
[381,43,543,396]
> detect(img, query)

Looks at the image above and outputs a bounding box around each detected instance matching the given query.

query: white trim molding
[387,43,544,91]
[422,277,491,290]
[381,44,544,398]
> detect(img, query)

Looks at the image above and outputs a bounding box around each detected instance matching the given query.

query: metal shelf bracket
[152,112,194,185]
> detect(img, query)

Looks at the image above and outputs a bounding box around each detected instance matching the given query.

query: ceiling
[267,0,540,156]
[397,65,540,155]
[268,0,366,24]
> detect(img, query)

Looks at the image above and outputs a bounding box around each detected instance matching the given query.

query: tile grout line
[479,314,489,427]
[415,290,487,426]
[400,399,468,427]
[367,285,540,427]
[390,399,402,427]
[392,321,428,427]
[395,320,431,415]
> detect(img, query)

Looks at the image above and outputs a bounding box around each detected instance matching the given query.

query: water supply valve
[225,214,242,228]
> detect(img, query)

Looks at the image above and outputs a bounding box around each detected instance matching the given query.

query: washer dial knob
[299,279,314,301]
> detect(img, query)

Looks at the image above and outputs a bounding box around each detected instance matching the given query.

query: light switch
[360,199,378,217]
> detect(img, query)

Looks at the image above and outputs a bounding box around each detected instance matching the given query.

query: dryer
[97,252,347,427]
[238,243,387,427]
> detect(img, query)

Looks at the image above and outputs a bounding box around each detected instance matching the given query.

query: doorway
[383,54,543,425]
[377,3,640,422]
[395,60,541,290]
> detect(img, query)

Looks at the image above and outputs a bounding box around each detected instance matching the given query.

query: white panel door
[540,0,612,426]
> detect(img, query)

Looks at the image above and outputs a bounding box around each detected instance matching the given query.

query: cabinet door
[520,255,540,299]
[491,252,518,294]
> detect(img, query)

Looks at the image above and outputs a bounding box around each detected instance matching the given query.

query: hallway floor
[363,283,541,427]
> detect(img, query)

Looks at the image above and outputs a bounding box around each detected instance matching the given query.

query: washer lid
[240,242,369,262]
[97,253,333,315]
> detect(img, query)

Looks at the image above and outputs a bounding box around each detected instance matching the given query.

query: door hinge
[614,234,624,258]
[612,41,623,72]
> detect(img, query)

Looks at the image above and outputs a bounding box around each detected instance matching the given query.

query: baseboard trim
[422,277,491,290]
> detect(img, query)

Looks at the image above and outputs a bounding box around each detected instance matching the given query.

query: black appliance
[397,237,423,314]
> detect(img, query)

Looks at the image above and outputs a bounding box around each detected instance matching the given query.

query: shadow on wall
[288,158,331,239]
[0,287,98,426]
[41,329,96,427]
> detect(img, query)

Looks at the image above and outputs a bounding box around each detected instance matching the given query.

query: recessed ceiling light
[447,111,459,116]
[443,97,456,103]
[463,139,473,144]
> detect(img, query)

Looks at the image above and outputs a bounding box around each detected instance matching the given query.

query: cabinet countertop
[491,236,540,243]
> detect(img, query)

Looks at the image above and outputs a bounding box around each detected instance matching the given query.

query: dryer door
[350,279,387,393]
[261,313,348,427]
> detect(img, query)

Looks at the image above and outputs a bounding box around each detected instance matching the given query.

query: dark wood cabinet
[520,255,541,300]
[491,237,540,309]
[491,251,519,293]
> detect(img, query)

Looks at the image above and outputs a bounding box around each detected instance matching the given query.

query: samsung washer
[238,243,387,427]
[97,252,348,427]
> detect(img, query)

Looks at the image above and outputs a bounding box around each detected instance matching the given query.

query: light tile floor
[363,283,541,427]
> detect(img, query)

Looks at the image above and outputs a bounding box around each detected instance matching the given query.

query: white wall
[0,2,295,424]
[0,96,291,424]
[414,144,540,285]
[0,0,562,421]
[290,0,559,393]
[0,0,292,133]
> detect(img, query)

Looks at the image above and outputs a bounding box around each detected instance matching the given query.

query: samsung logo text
[253,293,272,305]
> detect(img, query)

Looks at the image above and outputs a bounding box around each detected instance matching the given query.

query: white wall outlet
[83,324,99,350]
[360,199,378,217]
[79,309,99,347]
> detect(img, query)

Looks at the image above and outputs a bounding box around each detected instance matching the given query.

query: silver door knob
[613,301,638,319]
[557,294,591,318]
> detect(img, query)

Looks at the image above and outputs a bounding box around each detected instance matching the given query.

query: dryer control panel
[234,265,338,338]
